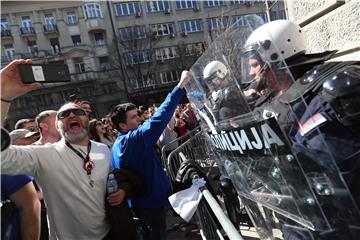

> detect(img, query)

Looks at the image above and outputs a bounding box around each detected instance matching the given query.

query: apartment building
[1,0,285,128]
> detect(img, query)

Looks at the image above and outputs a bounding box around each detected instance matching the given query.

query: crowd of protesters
[1,59,196,240]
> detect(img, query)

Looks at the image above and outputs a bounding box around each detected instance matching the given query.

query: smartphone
[19,64,71,83]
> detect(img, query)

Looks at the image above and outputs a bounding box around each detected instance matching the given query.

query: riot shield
[185,15,360,239]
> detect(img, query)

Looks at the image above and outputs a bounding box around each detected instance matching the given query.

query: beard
[58,121,89,143]
[63,129,88,143]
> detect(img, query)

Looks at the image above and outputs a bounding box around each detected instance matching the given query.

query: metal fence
[162,130,244,240]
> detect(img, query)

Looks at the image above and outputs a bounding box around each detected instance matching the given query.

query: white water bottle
[107,173,118,194]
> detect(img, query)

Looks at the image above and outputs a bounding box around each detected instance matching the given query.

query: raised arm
[1,59,41,125]
[136,71,192,145]
[1,59,43,176]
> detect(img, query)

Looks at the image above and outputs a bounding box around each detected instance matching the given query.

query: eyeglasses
[57,108,86,119]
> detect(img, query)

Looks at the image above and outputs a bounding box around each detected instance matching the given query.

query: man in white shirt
[1,59,126,239]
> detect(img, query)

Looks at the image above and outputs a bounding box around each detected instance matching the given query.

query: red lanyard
[66,141,95,175]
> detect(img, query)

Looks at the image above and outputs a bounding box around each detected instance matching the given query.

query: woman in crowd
[89,118,113,148]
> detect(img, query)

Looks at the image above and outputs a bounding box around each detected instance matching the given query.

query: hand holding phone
[19,64,71,84]
[0,59,41,102]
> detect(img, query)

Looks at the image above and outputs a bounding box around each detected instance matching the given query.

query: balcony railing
[1,29,12,37]
[67,19,78,25]
[20,27,35,35]
[70,71,99,82]
[95,40,106,46]
[43,24,58,33]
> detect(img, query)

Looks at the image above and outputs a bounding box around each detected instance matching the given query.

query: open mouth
[69,120,82,131]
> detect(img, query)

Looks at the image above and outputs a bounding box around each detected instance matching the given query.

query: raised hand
[177,70,192,89]
[1,59,41,101]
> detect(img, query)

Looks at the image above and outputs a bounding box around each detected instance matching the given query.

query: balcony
[43,24,58,33]
[20,27,36,36]
[1,29,12,38]
[85,18,106,32]
[70,71,99,82]
[95,39,106,46]
[94,45,108,56]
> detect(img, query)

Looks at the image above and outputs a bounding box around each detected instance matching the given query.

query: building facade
[1,0,285,129]
[285,0,359,61]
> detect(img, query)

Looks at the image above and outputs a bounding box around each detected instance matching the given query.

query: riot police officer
[203,60,248,122]
[242,19,360,240]
[242,20,337,133]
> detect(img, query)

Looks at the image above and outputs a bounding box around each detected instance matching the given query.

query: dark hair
[14,118,35,130]
[249,51,265,66]
[110,103,136,131]
[78,100,91,106]
[89,119,102,143]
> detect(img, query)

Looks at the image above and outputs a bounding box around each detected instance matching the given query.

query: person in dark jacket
[110,71,192,240]
[105,168,146,240]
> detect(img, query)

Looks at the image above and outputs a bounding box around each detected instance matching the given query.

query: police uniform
[213,83,248,122]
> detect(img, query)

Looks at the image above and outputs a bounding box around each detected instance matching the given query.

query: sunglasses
[57,108,86,119]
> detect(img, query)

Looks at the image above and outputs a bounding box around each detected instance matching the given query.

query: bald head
[36,110,57,133]
[35,110,60,144]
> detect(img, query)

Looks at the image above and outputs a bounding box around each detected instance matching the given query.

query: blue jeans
[133,207,166,240]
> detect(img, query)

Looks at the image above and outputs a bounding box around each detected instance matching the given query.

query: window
[232,15,247,27]
[1,18,9,30]
[21,16,34,34]
[44,14,56,31]
[50,38,61,55]
[124,50,151,65]
[94,32,105,45]
[1,18,11,36]
[67,12,78,24]
[74,57,86,73]
[83,3,102,19]
[208,17,228,30]
[134,74,156,89]
[176,0,197,9]
[44,14,55,26]
[204,0,225,7]
[99,56,111,70]
[155,46,177,60]
[185,42,205,56]
[278,10,287,19]
[256,12,268,22]
[115,2,141,16]
[160,71,180,83]
[119,25,146,41]
[71,35,82,46]
[147,1,170,13]
[27,40,38,52]
[230,0,244,4]
[3,44,15,61]
[270,11,277,20]
[179,19,202,33]
[150,23,175,36]
[22,16,32,28]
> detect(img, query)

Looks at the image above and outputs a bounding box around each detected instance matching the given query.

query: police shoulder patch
[298,112,327,136]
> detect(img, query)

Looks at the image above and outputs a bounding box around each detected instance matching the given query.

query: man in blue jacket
[110,71,192,240]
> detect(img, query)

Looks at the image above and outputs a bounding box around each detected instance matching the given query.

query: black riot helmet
[321,64,360,127]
